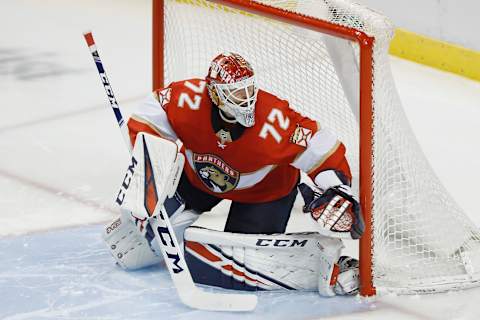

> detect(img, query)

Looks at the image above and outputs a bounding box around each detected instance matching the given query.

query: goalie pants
[177,173,298,234]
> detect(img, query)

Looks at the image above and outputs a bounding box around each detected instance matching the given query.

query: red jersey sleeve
[273,103,352,185]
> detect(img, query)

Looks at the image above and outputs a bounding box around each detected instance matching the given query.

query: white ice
[1,1,480,319]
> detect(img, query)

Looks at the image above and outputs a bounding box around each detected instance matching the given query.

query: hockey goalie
[103,52,364,297]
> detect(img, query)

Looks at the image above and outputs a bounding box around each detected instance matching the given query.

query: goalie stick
[83,31,258,312]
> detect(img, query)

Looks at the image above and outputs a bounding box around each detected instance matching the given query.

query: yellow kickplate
[390,28,480,82]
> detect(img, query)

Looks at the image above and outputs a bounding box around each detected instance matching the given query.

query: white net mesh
[161,0,480,294]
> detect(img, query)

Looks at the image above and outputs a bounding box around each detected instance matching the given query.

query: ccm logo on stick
[156,215,184,274]
[255,239,308,247]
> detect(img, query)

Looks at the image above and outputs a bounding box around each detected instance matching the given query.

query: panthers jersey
[127,78,351,203]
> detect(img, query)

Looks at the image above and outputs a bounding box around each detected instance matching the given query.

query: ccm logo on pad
[255,239,308,247]
[115,156,138,206]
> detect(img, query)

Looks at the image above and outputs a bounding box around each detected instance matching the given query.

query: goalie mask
[206,52,258,127]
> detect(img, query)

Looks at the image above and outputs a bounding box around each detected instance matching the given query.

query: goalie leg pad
[316,236,344,297]
[183,226,347,295]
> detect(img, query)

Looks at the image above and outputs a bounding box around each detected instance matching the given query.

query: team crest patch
[193,153,239,193]
[290,125,312,147]
[156,88,171,108]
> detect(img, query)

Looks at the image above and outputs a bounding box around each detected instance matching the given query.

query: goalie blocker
[103,132,359,297]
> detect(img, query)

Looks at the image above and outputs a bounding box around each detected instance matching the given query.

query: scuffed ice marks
[0,48,83,81]
[0,225,369,320]
[0,226,170,320]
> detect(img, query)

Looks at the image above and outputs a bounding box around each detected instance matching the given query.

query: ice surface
[0,225,370,320]
[1,0,480,319]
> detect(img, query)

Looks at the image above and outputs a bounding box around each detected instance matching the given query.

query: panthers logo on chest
[193,153,239,193]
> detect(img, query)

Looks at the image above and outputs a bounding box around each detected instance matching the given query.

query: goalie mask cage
[152,0,480,296]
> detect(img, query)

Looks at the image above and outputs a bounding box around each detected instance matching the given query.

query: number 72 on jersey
[178,80,290,143]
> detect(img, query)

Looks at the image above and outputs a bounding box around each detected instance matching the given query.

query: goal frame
[152,0,376,296]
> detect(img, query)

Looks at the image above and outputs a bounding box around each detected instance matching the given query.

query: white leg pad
[316,237,344,297]
[183,227,345,294]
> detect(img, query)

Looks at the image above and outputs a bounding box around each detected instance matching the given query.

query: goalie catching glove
[299,172,364,239]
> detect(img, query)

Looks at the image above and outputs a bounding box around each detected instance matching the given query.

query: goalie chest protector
[164,78,319,203]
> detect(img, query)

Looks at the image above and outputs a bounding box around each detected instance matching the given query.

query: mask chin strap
[219,109,237,124]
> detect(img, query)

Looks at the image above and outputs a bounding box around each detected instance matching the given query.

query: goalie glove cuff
[314,169,351,192]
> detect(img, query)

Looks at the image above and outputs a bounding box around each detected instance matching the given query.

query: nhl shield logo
[193,153,239,193]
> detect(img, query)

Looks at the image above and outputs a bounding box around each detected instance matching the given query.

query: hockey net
[153,0,480,295]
